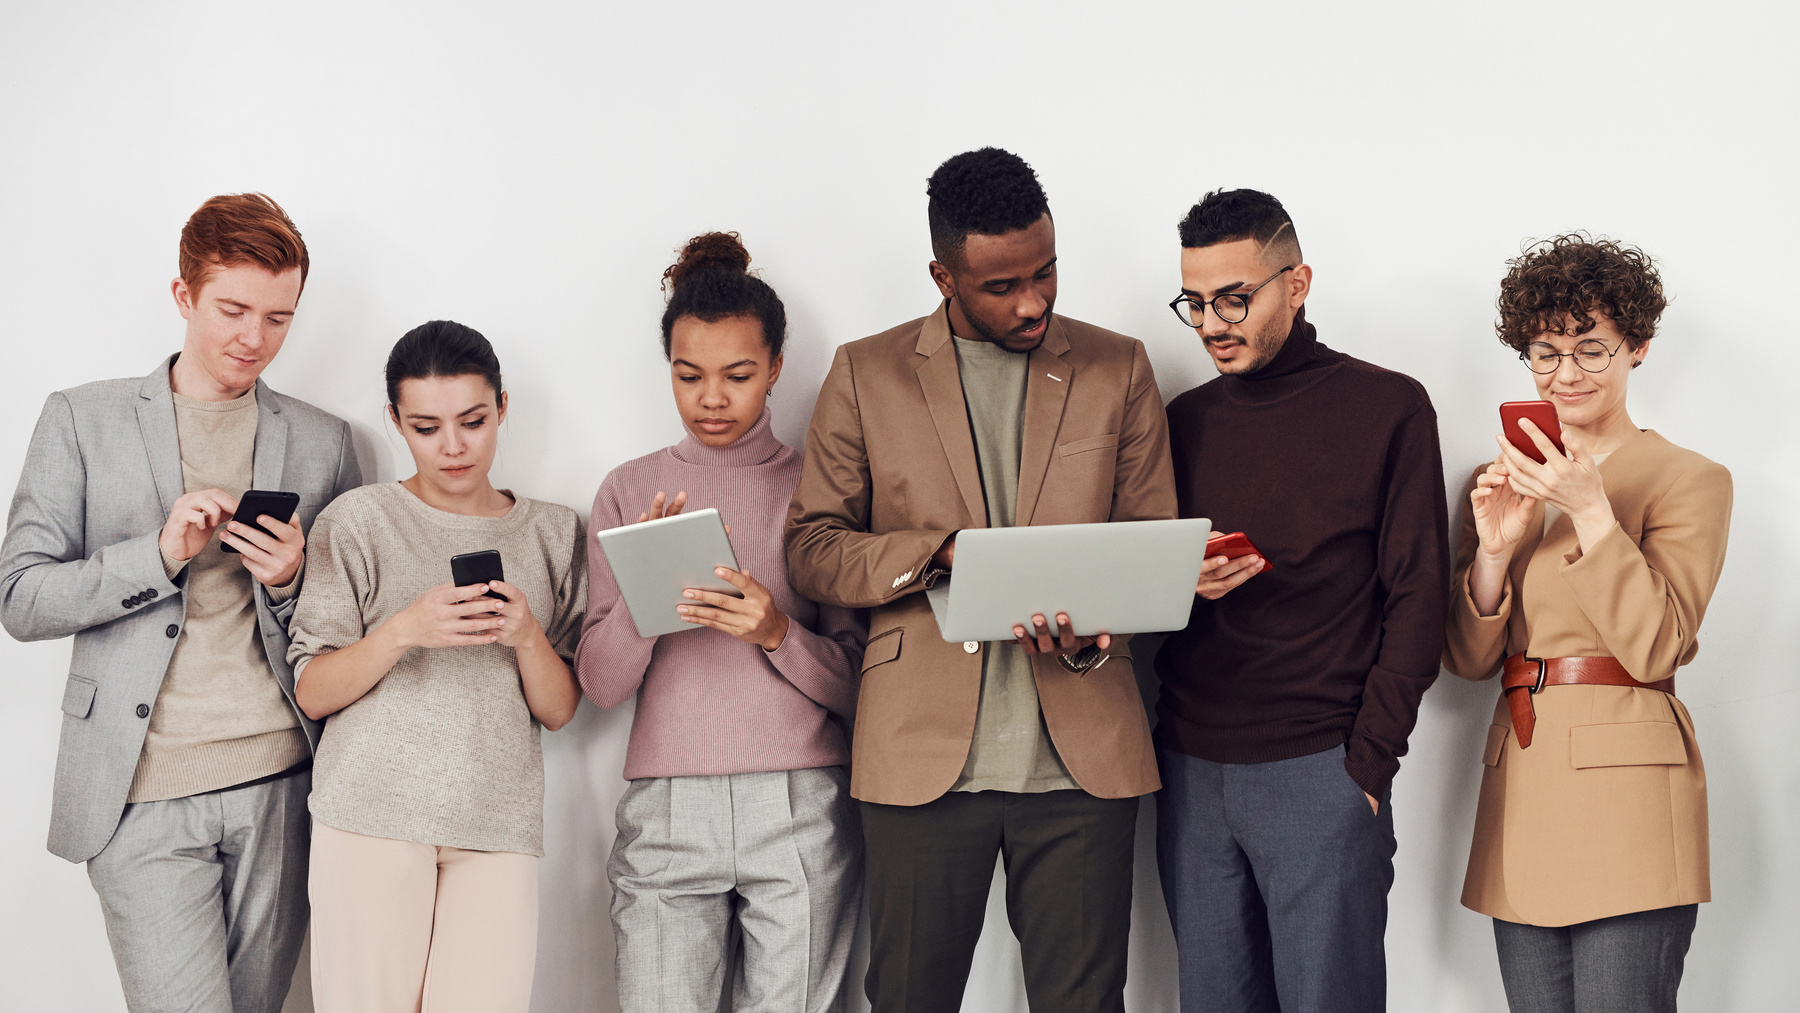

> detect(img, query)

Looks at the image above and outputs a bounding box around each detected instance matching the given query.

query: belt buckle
[1526,655,1546,694]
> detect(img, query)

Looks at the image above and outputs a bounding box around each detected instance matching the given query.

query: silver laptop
[594,508,741,639]
[926,517,1212,642]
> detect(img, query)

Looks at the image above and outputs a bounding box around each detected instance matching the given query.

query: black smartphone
[450,549,508,601]
[222,490,300,554]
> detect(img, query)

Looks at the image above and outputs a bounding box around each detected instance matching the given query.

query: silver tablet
[925,517,1212,642]
[594,507,741,639]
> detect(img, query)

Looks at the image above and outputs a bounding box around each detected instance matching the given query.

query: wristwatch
[1057,644,1110,674]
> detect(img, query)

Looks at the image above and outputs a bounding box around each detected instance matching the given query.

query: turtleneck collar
[670,407,786,468]
[1218,307,1342,405]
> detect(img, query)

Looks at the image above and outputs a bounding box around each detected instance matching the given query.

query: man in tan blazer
[786,147,1175,1013]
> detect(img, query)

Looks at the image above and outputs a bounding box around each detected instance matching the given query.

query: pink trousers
[308,821,539,1013]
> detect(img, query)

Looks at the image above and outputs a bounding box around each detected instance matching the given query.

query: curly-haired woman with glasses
[1444,235,1732,1012]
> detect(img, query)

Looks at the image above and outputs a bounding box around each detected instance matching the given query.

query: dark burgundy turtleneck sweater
[1154,308,1448,798]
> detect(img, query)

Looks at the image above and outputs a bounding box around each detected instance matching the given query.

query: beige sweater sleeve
[287,512,374,673]
[544,514,588,664]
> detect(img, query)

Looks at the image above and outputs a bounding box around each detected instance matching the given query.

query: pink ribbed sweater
[576,410,864,780]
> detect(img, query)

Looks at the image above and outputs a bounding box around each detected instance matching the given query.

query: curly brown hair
[1496,234,1666,353]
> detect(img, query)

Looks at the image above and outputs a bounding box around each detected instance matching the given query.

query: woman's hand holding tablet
[596,506,743,638]
[678,566,791,652]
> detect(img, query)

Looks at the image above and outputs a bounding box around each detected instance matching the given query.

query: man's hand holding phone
[221,511,306,587]
[1196,553,1264,599]
[1195,532,1269,600]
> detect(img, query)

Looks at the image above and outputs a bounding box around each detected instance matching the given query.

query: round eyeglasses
[1522,337,1626,374]
[1169,266,1293,327]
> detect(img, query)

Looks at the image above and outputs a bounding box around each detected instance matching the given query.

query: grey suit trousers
[87,766,312,1013]
[608,766,861,1013]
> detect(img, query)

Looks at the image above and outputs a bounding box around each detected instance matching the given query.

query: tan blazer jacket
[1444,429,1731,926]
[785,306,1176,805]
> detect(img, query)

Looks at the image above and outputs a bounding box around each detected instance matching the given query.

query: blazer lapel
[251,380,288,493]
[1015,318,1072,526]
[136,358,185,515]
[914,306,987,528]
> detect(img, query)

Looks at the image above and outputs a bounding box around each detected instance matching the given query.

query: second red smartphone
[1500,401,1566,464]
[1206,531,1272,573]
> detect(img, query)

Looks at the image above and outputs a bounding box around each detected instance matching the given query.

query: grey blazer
[0,357,362,863]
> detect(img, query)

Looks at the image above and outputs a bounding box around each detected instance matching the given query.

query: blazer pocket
[1481,723,1508,766]
[862,629,902,672]
[61,675,97,719]
[1569,721,1687,769]
[1056,434,1119,459]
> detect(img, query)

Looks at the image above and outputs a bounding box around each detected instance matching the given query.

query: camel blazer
[785,306,1176,806]
[1444,429,1731,926]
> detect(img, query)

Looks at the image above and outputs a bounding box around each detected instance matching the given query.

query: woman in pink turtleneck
[576,233,864,1013]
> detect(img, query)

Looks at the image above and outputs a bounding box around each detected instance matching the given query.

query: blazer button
[963,641,979,654]
[145,588,158,599]
[165,624,179,638]
[121,598,133,609]
[135,704,150,719]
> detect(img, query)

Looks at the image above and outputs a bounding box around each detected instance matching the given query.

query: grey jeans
[86,766,311,1013]
[1156,745,1396,1013]
[1493,905,1698,1013]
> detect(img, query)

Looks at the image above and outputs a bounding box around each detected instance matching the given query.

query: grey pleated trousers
[86,767,311,1013]
[609,766,861,1013]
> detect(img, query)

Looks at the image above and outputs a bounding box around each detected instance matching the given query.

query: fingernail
[678,606,689,614]
[683,590,695,598]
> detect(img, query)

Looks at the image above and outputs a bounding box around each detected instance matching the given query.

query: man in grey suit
[0,193,361,1013]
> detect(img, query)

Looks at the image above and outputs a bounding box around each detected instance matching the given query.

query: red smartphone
[1499,401,1565,464]
[1206,531,1272,572]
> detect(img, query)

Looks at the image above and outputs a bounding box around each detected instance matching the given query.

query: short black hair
[927,147,1050,266]
[1178,188,1302,265]
[385,320,503,409]
[659,232,787,360]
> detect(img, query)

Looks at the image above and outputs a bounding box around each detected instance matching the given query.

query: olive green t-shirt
[948,335,1077,794]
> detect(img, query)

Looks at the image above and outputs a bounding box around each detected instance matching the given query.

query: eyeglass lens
[1175,294,1250,327]
[1526,339,1615,373]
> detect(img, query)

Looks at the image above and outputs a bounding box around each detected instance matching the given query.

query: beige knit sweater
[288,483,586,855]
[129,390,307,803]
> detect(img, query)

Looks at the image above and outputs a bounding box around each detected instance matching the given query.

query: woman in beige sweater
[1445,236,1731,1013]
[288,320,586,1013]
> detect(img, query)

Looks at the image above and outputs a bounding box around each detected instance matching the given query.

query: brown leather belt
[1501,653,1675,748]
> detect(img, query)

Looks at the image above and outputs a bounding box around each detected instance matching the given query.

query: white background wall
[2,2,1795,1010]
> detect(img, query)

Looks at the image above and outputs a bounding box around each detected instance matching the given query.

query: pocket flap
[1569,721,1687,769]
[1481,723,1508,766]
[862,629,902,672]
[1056,433,1119,458]
[61,676,97,719]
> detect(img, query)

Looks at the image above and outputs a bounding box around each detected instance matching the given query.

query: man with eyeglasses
[1152,188,1449,1013]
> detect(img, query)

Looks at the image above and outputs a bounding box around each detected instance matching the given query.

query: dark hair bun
[657,231,787,360]
[663,232,752,292]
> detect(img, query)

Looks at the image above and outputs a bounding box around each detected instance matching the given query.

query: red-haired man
[1,194,361,1012]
